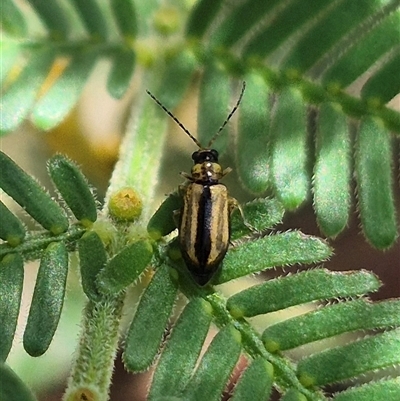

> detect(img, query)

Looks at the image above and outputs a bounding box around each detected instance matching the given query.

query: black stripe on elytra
[195,185,212,269]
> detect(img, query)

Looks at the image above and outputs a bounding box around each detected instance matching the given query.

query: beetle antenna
[146,90,203,149]
[207,81,246,148]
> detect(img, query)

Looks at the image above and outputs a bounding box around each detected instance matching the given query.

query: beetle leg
[228,197,256,231]
[222,167,232,177]
[228,197,241,216]
[180,171,193,181]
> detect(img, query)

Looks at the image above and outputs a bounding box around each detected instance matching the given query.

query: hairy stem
[63,296,125,401]
[63,70,170,400]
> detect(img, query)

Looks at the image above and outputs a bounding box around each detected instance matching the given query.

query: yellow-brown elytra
[147,82,246,285]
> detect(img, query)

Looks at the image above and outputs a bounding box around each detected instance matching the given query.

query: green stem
[207,292,325,401]
[0,224,86,259]
[64,69,167,401]
[63,69,171,400]
[104,70,169,221]
[63,296,125,401]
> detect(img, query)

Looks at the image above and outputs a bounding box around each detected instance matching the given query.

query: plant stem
[63,296,125,401]
[104,71,169,221]
[63,71,171,400]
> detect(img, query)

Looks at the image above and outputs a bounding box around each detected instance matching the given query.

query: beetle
[147,82,246,285]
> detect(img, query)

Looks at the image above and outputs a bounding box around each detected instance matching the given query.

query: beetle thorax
[191,162,223,182]
[190,149,223,183]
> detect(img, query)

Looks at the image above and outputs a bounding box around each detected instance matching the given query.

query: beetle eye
[210,149,219,161]
[191,151,200,162]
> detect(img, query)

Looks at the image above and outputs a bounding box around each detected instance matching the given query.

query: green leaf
[23,242,69,357]
[270,88,309,209]
[242,0,328,58]
[70,0,108,40]
[0,254,24,362]
[230,197,285,240]
[0,200,26,246]
[333,377,400,401]
[106,47,136,99]
[262,299,400,351]
[32,51,98,130]
[280,389,308,401]
[147,191,182,240]
[1,0,27,37]
[0,364,37,401]
[314,102,351,237]
[149,299,213,400]
[123,264,178,372]
[97,240,153,294]
[355,117,397,248]
[0,151,69,235]
[48,154,98,224]
[236,72,270,194]
[185,0,224,38]
[322,11,400,87]
[197,64,231,151]
[227,269,379,318]
[361,52,400,103]
[0,49,55,134]
[181,324,242,401]
[78,231,107,301]
[230,357,273,401]
[297,328,400,386]
[152,48,198,110]
[215,232,332,285]
[26,0,70,39]
[209,0,281,48]
[281,0,384,72]
[110,0,138,40]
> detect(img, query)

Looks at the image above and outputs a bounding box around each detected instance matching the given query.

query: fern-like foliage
[1,1,400,400]
[1,0,137,132]
[0,150,399,401]
[1,0,399,247]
